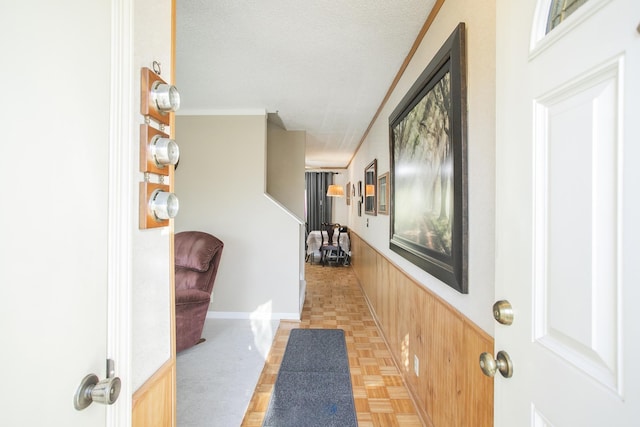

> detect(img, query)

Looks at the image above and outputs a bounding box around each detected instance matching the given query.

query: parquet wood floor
[241,263,424,426]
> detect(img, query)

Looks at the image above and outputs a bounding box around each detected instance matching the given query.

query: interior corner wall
[131,0,173,391]
[174,114,300,319]
[347,0,496,333]
[266,123,306,220]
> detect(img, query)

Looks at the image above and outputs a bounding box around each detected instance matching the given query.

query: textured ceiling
[176,0,436,168]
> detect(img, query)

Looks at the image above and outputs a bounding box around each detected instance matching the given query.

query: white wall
[265,122,307,312]
[347,0,496,333]
[131,0,174,390]
[331,172,350,225]
[175,114,301,319]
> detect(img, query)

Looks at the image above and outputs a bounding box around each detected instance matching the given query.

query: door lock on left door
[479,350,513,378]
[74,359,121,410]
[492,300,514,325]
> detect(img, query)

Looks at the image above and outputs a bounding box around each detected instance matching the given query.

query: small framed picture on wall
[378,172,389,215]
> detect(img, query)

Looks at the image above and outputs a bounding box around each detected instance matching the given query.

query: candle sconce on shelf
[139,182,179,229]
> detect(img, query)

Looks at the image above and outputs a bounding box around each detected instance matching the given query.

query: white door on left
[1,1,115,425]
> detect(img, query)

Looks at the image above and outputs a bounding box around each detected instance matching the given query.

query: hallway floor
[177,318,279,426]
[241,263,424,426]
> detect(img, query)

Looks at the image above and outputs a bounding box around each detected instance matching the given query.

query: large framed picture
[388,23,468,293]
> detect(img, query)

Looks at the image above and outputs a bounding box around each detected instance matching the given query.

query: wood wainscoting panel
[461,321,495,427]
[350,233,494,427]
[132,358,175,427]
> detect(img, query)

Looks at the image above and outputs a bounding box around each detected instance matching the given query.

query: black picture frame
[357,181,362,217]
[364,159,377,215]
[388,23,468,293]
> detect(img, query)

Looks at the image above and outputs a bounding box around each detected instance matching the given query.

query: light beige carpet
[177,318,279,427]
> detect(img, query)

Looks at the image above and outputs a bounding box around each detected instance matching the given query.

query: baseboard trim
[206,311,300,320]
[299,279,307,315]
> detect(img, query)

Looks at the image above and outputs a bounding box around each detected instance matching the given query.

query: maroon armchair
[174,231,224,353]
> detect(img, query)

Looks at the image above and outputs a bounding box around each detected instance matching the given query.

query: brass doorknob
[479,350,513,378]
[492,300,513,325]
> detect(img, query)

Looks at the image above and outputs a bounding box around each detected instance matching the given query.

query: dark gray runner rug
[262,328,357,427]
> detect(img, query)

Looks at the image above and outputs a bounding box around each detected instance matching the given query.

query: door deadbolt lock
[479,351,513,378]
[493,300,514,325]
[74,359,121,410]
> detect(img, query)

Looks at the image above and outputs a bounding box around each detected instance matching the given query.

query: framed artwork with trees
[388,23,468,293]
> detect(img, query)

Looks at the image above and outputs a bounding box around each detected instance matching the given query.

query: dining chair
[320,222,346,266]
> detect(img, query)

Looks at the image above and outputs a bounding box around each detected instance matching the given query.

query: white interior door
[1,1,124,425]
[495,0,640,425]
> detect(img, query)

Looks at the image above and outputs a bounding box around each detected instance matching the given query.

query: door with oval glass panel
[494,0,640,425]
